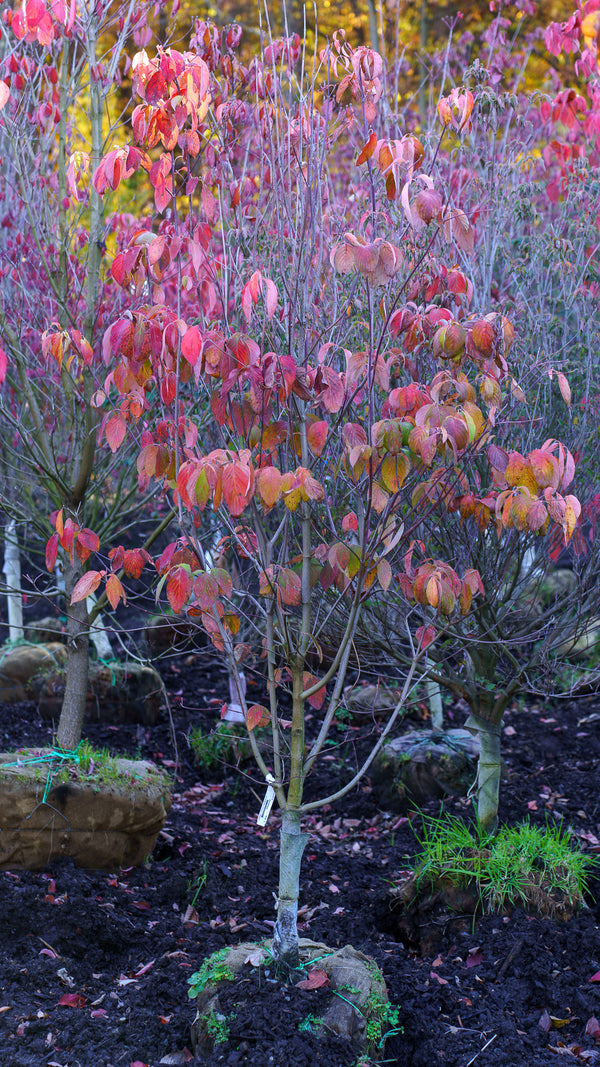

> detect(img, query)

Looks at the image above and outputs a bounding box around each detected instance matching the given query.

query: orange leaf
[377,558,392,591]
[256,466,282,509]
[246,704,270,731]
[296,968,330,990]
[106,574,126,610]
[356,131,377,165]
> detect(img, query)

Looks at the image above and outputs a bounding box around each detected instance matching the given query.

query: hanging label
[257,774,276,827]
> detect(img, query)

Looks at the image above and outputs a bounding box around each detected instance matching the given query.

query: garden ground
[2,643,600,1067]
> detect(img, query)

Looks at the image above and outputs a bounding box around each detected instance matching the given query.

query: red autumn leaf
[246,704,270,731]
[105,414,127,453]
[46,533,59,573]
[166,566,192,613]
[122,549,149,579]
[465,947,483,968]
[76,528,100,554]
[71,570,103,604]
[302,672,326,710]
[296,968,330,990]
[307,420,328,457]
[278,568,302,606]
[193,572,219,610]
[145,70,168,104]
[590,971,600,983]
[221,460,254,517]
[416,624,436,650]
[59,993,86,1008]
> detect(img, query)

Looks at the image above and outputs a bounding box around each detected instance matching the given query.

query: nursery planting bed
[1,647,600,1067]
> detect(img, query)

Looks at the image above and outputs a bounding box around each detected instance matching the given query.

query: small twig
[466,1034,497,1066]
[495,937,524,982]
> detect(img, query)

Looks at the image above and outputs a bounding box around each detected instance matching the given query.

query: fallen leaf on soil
[296,968,330,990]
[430,971,448,985]
[182,906,199,925]
[58,994,86,1008]
[431,955,443,968]
[0,1006,10,1014]
[539,1010,551,1032]
[244,948,268,966]
[466,947,483,969]
[90,1009,108,1018]
[589,971,600,983]
[550,1015,573,1029]
[134,960,155,977]
[586,1017,600,1039]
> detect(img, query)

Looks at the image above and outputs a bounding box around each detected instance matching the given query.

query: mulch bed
[2,643,600,1067]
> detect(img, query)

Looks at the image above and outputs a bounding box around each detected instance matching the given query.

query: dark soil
[2,642,600,1067]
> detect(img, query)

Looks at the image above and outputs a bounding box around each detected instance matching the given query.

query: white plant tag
[257,774,276,827]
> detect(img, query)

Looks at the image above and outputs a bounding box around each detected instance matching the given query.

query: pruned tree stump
[0,751,171,869]
[370,728,480,809]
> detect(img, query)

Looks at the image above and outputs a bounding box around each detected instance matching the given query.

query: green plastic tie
[2,744,81,804]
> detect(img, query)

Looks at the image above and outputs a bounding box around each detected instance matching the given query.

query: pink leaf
[590,971,600,983]
[58,993,86,1008]
[586,1017,600,1039]
[70,571,102,604]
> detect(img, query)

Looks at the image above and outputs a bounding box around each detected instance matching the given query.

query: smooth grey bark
[465,712,501,834]
[272,808,309,969]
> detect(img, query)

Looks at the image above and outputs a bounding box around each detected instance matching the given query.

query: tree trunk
[272,808,309,970]
[465,712,501,834]
[55,556,89,751]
